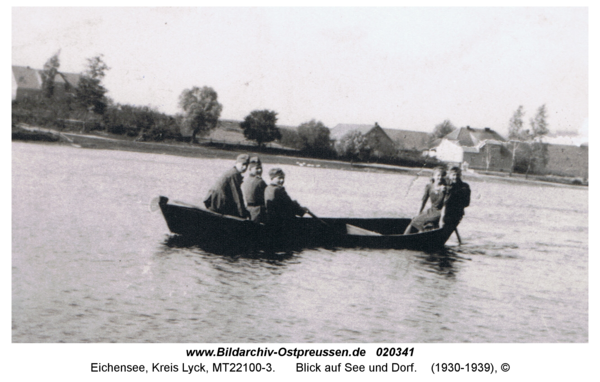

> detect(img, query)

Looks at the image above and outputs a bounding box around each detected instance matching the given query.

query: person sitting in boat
[440,166,470,232]
[242,156,267,223]
[203,153,250,218]
[264,168,307,225]
[403,166,447,234]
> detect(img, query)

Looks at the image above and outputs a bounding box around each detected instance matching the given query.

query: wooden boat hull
[157,196,454,252]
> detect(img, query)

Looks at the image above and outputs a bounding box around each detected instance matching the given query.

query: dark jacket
[203,167,248,218]
[242,175,267,223]
[443,180,470,226]
[264,184,305,225]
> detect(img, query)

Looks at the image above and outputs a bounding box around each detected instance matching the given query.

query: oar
[305,209,328,226]
[454,228,462,245]
[306,209,382,236]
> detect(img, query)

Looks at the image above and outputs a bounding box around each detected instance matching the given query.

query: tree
[507,104,550,177]
[77,55,110,115]
[334,130,371,161]
[430,119,456,142]
[41,50,61,98]
[508,105,527,140]
[278,128,302,149]
[296,119,332,155]
[527,104,550,175]
[240,110,281,147]
[508,105,526,176]
[178,86,223,143]
[530,104,549,138]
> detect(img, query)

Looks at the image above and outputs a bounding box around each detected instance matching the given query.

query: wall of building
[465,144,512,172]
[545,144,588,178]
[365,128,396,158]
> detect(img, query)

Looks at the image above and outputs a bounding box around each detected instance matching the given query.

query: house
[544,143,588,179]
[12,65,81,101]
[382,128,431,152]
[329,123,396,158]
[429,126,512,172]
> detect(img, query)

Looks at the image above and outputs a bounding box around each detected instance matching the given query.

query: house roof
[58,72,81,87]
[12,65,81,90]
[382,128,431,150]
[12,66,42,90]
[443,126,506,147]
[330,123,378,140]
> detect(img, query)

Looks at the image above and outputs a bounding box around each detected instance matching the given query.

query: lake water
[12,142,588,343]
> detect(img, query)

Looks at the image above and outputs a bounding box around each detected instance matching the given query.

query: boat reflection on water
[160,232,471,276]
[160,234,298,261]
[413,247,470,278]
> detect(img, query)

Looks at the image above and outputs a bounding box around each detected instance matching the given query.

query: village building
[544,143,588,179]
[329,123,396,158]
[427,126,513,172]
[12,65,81,101]
[382,128,431,152]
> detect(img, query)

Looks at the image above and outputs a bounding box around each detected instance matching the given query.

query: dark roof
[12,65,81,90]
[383,128,431,151]
[330,123,377,140]
[443,126,506,147]
[58,72,81,88]
[12,66,42,90]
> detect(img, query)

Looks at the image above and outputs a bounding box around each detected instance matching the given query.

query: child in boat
[242,156,267,223]
[404,166,447,234]
[264,168,307,225]
[203,153,250,218]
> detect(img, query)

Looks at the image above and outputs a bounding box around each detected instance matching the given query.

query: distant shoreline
[12,126,587,189]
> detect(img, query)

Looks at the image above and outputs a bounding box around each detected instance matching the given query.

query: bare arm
[439,205,446,227]
[417,184,430,215]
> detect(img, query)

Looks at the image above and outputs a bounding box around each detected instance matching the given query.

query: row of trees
[177,86,340,157]
[13,52,182,142]
[23,53,555,173]
[21,52,439,164]
[39,51,110,115]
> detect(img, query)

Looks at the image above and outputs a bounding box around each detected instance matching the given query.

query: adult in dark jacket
[404,167,447,234]
[440,166,470,231]
[203,154,250,218]
[242,157,267,223]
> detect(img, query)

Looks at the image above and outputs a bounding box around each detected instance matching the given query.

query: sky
[12,7,589,140]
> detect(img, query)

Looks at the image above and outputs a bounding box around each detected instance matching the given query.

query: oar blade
[346,224,382,236]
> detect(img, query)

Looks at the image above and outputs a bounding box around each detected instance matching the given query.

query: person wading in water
[440,166,470,233]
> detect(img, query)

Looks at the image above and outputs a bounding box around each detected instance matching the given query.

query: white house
[428,126,512,171]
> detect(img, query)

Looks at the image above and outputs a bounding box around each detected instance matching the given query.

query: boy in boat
[440,166,471,232]
[264,168,308,248]
[203,153,250,218]
[242,156,267,223]
[264,168,307,224]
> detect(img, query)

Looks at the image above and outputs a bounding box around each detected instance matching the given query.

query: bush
[103,104,180,141]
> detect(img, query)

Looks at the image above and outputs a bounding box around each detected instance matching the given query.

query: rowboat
[155,196,455,253]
